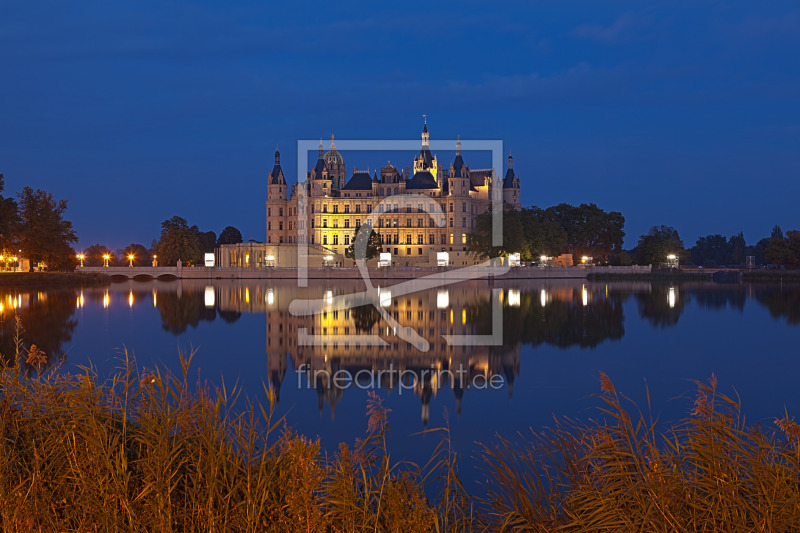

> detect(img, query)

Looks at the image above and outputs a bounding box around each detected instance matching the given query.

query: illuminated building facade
[264,120,521,267]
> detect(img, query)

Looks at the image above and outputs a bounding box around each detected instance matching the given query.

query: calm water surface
[2,278,799,479]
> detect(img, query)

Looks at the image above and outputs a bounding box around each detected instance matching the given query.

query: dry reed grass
[2,315,799,532]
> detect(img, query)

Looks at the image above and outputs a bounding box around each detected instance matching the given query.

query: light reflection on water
[2,279,800,477]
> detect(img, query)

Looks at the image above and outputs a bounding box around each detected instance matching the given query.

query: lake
[1,278,799,482]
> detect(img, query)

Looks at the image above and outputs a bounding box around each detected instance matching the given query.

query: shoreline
[0,272,110,288]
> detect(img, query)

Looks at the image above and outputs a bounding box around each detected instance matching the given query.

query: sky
[1,0,798,250]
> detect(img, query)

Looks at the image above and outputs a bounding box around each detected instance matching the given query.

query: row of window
[321,233,467,246]
[313,217,471,229]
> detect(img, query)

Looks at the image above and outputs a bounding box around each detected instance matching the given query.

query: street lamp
[666,254,679,269]
[152,255,158,267]
[128,254,134,267]
[103,254,110,267]
[77,254,85,267]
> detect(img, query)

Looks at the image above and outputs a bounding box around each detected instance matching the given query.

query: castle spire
[274,145,280,165]
[318,138,324,157]
[421,115,429,147]
[456,135,461,155]
[330,134,336,150]
[508,153,513,169]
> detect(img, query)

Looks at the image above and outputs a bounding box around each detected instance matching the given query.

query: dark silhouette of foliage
[16,187,78,270]
[217,226,243,246]
[635,225,685,266]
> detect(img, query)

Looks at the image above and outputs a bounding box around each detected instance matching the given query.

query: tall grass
[0,322,472,531]
[478,372,800,531]
[2,321,800,531]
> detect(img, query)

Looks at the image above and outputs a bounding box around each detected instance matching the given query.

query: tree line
[467,203,627,263]
[81,219,245,267]
[2,173,247,270]
[634,224,800,267]
[467,201,800,268]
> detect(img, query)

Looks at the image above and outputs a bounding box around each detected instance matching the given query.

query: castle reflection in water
[217,280,522,426]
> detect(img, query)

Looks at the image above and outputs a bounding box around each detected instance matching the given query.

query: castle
[218,119,521,268]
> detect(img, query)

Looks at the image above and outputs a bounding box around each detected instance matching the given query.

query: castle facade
[259,120,521,268]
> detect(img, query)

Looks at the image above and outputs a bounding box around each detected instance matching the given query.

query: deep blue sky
[1,0,798,250]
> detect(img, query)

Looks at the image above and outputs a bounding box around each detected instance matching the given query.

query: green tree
[155,216,201,266]
[195,230,217,254]
[16,186,78,270]
[521,207,565,259]
[217,226,243,246]
[466,209,527,259]
[122,243,151,266]
[692,234,730,266]
[765,230,800,266]
[345,226,382,261]
[729,232,747,265]
[83,244,114,266]
[544,203,625,260]
[0,174,20,255]
[635,225,685,266]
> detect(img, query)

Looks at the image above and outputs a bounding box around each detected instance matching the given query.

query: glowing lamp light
[267,289,274,305]
[668,287,676,309]
[582,285,589,307]
[128,254,135,267]
[77,254,85,267]
[540,288,547,308]
[128,290,134,308]
[103,254,110,267]
[325,290,333,305]
[436,289,449,309]
[204,286,215,308]
[508,289,521,307]
[379,290,391,307]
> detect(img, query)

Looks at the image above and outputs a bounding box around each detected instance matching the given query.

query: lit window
[461,234,467,244]
[449,234,454,244]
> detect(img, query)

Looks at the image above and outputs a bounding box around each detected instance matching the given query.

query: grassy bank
[0,271,110,288]
[1,340,799,530]
[742,270,800,282]
[588,270,711,282]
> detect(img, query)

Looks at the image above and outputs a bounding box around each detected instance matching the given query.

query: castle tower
[502,154,521,210]
[266,148,289,244]
[324,135,346,190]
[413,116,439,182]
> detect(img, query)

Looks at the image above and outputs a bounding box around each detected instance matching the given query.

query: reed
[1,328,799,531]
[477,372,800,531]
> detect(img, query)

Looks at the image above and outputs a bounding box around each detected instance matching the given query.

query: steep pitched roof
[406,171,438,190]
[451,153,465,178]
[469,169,492,188]
[503,167,517,188]
[342,171,374,190]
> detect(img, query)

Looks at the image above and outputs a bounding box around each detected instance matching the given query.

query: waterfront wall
[76,265,654,281]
